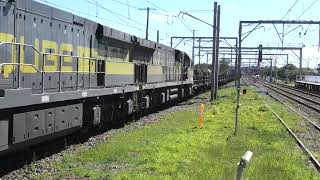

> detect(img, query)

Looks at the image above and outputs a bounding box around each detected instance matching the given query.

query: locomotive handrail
[0,41,100,92]
[0,41,42,54]
[0,41,101,61]
[0,63,41,73]
[0,41,185,67]
[0,41,188,93]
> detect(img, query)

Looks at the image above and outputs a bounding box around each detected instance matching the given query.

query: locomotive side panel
[51,8,76,91]
[0,1,15,89]
[84,19,98,89]
[97,31,135,87]
[73,15,85,89]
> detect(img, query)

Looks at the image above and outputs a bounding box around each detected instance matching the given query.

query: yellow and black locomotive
[0,0,194,153]
[0,0,232,154]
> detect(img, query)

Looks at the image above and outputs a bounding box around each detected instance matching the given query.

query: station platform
[295,80,320,92]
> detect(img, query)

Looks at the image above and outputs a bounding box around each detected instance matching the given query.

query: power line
[183,9,213,13]
[83,0,149,28]
[148,10,175,25]
[83,0,130,24]
[38,0,195,44]
[144,0,177,28]
[126,0,131,18]
[139,7,156,40]
[280,0,319,42]
[178,17,192,32]
[37,0,144,32]
[281,0,300,20]
[110,0,140,9]
[145,0,169,14]
[179,11,213,27]
[296,0,319,19]
[92,0,159,32]
[37,0,91,18]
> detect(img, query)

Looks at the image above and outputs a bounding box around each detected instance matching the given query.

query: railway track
[246,78,320,130]
[257,80,320,113]
[274,82,320,97]
[244,78,320,171]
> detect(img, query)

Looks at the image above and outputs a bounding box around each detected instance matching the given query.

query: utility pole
[299,48,303,79]
[214,5,221,100]
[156,30,159,49]
[274,58,277,82]
[157,30,159,44]
[171,36,237,71]
[139,7,156,40]
[198,38,201,65]
[95,0,98,17]
[270,58,273,82]
[235,21,242,135]
[192,30,195,66]
[285,55,289,83]
[235,43,238,87]
[248,59,250,75]
[211,2,217,102]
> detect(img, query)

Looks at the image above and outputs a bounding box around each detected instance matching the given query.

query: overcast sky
[35,0,320,68]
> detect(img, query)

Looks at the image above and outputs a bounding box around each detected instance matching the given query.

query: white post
[236,151,253,180]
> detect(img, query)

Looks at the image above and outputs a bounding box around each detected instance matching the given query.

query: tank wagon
[0,0,234,154]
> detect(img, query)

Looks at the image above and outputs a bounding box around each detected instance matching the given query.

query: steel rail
[258,81,320,113]
[273,111,320,171]
[264,82,320,104]
[244,77,320,171]
[274,82,320,98]
[268,93,320,131]
[245,78,320,131]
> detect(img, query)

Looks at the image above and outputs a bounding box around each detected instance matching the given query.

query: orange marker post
[199,104,205,128]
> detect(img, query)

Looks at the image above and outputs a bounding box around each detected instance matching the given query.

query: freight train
[0,0,234,154]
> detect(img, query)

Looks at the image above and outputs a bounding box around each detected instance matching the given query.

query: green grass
[38,87,320,180]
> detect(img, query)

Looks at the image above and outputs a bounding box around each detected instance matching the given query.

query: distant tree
[194,58,231,75]
[277,64,298,82]
[219,58,231,74]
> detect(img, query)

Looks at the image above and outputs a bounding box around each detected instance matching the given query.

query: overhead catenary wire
[110,0,140,9]
[145,0,169,14]
[37,0,144,32]
[40,0,206,47]
[83,0,154,30]
[281,0,317,37]
[144,0,177,27]
[281,0,300,20]
[178,17,193,33]
[279,0,319,47]
[296,0,319,19]
[183,9,213,12]
[83,0,129,24]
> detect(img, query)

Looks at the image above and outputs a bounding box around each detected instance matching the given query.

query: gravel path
[1,93,210,180]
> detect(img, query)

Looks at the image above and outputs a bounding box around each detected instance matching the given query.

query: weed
[258,104,270,112]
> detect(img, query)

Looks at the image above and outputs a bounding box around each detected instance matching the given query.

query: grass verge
[38,87,319,180]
